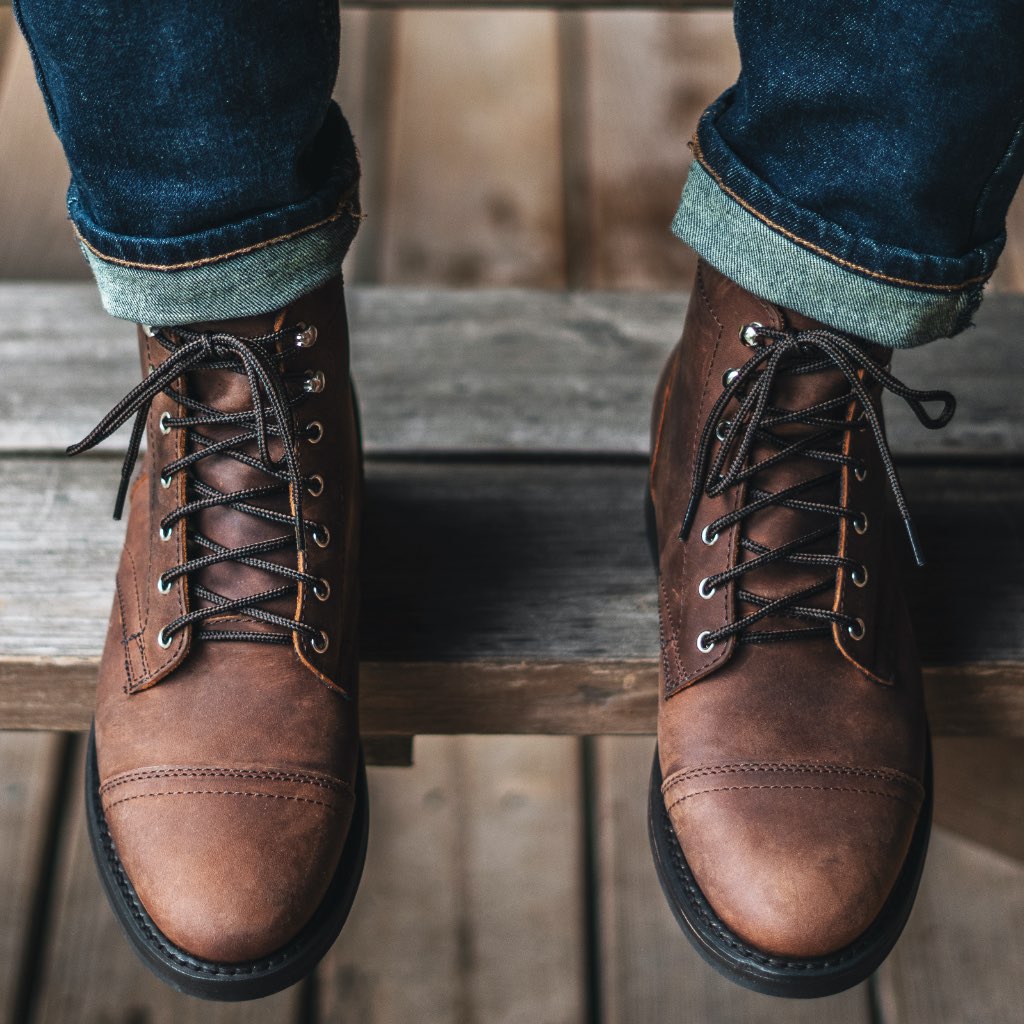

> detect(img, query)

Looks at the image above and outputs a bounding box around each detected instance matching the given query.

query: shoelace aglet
[903,514,926,568]
[678,492,700,541]
[112,475,130,521]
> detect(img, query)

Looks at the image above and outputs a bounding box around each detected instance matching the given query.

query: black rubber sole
[85,725,369,1001]
[647,743,932,998]
[642,488,932,997]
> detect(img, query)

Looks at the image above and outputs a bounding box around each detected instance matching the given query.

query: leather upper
[650,262,928,958]
[93,278,361,962]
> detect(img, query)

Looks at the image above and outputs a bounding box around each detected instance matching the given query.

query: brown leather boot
[646,261,955,997]
[68,278,366,1000]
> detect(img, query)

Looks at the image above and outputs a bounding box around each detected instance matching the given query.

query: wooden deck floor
[1,732,1021,1023]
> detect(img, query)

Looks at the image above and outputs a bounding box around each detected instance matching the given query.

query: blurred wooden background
[1,7,1022,1024]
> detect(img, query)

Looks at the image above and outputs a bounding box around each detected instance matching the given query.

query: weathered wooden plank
[875,829,1024,1024]
[315,736,586,1024]
[377,11,566,287]
[933,738,1024,863]
[592,735,873,1023]
[30,745,303,1023]
[2,284,1020,458]
[0,731,63,1024]
[0,459,1021,736]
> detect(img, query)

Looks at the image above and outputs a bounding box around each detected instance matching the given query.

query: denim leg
[13,0,360,324]
[672,0,1024,347]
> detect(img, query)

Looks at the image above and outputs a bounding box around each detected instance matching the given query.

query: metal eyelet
[740,322,764,347]
[715,419,732,442]
[311,630,330,654]
[311,524,330,548]
[159,474,173,489]
[306,420,324,444]
[158,411,172,435]
[854,464,868,482]
[851,565,868,588]
[696,631,716,653]
[141,324,156,338]
[701,524,720,546]
[698,577,717,599]
[159,525,173,542]
[303,370,326,394]
[853,513,869,535]
[156,627,173,649]
[156,575,172,595]
[722,368,740,387]
[295,323,318,348]
[847,618,866,641]
[313,578,331,602]
[307,474,325,497]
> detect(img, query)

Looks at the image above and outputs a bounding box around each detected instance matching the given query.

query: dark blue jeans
[14,0,1024,346]
[13,0,361,324]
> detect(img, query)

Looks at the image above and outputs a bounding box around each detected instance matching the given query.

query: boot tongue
[175,311,300,634]
[733,312,885,634]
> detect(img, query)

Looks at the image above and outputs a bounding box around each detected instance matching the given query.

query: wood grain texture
[315,735,585,1024]
[377,10,566,287]
[1,459,1021,736]
[0,732,63,1024]
[579,10,738,290]
[932,738,1024,863]
[30,745,303,1023]
[875,829,1024,1024]
[592,735,873,1023]
[2,284,1022,458]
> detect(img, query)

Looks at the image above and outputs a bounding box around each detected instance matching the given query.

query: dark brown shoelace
[680,325,955,647]
[68,324,326,647]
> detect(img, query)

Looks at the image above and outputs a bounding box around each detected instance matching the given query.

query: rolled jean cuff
[78,193,361,325]
[71,101,362,325]
[672,107,1001,348]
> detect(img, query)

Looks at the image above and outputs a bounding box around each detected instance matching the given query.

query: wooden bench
[2,280,1022,759]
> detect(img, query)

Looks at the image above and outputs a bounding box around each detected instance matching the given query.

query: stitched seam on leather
[104,789,347,812]
[129,367,190,692]
[667,267,731,691]
[831,391,890,687]
[121,544,148,689]
[665,783,921,814]
[101,767,352,794]
[663,762,920,788]
[115,576,134,694]
[691,135,990,293]
[649,346,681,490]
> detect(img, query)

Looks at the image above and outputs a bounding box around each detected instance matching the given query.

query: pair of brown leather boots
[69,261,953,1000]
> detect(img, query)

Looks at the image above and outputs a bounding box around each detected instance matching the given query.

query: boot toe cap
[100,767,355,963]
[663,764,924,959]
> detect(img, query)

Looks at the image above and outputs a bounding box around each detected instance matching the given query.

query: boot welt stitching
[665,782,922,815]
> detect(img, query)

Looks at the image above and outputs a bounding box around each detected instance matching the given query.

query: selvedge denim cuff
[77,189,361,325]
[672,106,1000,348]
